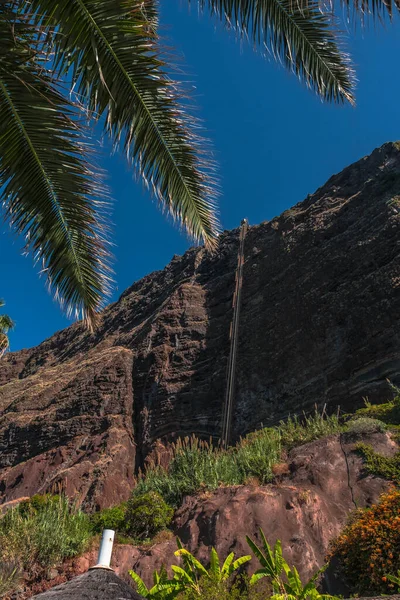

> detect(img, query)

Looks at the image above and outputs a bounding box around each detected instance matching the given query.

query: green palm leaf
[221,552,235,577]
[174,549,209,577]
[209,547,220,578]
[0,299,14,334]
[196,0,355,104]
[231,554,251,573]
[129,570,150,597]
[340,0,400,21]
[26,0,219,248]
[0,8,111,328]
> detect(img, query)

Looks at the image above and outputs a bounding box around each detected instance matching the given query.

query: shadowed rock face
[1,142,400,508]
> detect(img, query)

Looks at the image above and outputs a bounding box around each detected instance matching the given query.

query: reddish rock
[1,142,400,507]
[13,432,395,598]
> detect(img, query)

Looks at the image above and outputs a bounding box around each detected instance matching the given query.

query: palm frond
[0,314,14,332]
[0,7,112,328]
[339,0,400,23]
[26,0,219,247]
[196,0,355,104]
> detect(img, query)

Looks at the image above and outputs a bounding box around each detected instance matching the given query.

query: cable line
[221,218,248,447]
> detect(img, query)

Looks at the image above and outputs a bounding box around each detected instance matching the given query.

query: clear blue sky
[2,5,400,351]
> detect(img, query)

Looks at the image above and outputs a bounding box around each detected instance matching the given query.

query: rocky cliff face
[1,142,400,508]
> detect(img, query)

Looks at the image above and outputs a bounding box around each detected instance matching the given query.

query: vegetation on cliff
[129,532,336,600]
[132,410,341,507]
[0,495,92,596]
[330,489,400,595]
[2,395,400,598]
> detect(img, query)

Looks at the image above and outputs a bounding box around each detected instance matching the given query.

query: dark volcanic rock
[1,142,400,507]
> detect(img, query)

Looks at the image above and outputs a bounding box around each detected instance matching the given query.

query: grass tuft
[0,495,92,577]
[133,409,341,507]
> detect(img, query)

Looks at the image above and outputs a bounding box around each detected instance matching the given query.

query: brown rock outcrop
[127,432,394,592]
[1,142,400,507]
[13,432,396,598]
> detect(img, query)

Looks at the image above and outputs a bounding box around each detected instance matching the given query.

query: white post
[96,529,115,569]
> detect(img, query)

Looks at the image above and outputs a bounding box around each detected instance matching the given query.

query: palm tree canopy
[2,0,397,326]
[0,7,112,328]
[197,0,355,104]
[0,299,14,357]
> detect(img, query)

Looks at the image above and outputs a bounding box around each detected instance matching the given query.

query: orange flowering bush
[329,489,400,595]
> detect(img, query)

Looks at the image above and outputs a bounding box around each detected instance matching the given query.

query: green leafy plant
[355,443,400,483]
[346,417,387,436]
[90,503,127,534]
[172,538,251,594]
[246,530,337,600]
[125,491,173,540]
[352,384,400,427]
[129,540,251,599]
[129,566,177,599]
[17,493,61,518]
[387,570,400,591]
[175,575,265,600]
[0,495,92,578]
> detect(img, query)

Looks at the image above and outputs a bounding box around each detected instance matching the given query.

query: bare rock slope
[1,142,400,508]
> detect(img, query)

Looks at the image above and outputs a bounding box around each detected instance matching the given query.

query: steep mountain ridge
[1,142,400,508]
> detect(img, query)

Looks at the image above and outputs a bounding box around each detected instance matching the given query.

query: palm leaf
[246,535,269,569]
[0,314,14,333]
[209,547,220,578]
[25,0,219,247]
[196,0,355,104]
[129,571,150,597]
[0,7,111,328]
[231,554,251,572]
[221,552,235,577]
[174,548,209,577]
[171,565,195,584]
[249,569,268,585]
[339,0,400,22]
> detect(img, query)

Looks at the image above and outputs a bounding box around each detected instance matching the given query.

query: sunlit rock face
[1,142,400,508]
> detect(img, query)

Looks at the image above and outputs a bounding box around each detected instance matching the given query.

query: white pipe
[96,529,115,569]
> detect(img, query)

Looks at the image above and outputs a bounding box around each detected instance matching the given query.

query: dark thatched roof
[31,568,145,600]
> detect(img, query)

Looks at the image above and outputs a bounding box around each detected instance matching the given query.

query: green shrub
[91,503,127,534]
[355,443,400,483]
[346,417,387,436]
[0,495,93,575]
[17,493,61,518]
[125,491,173,540]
